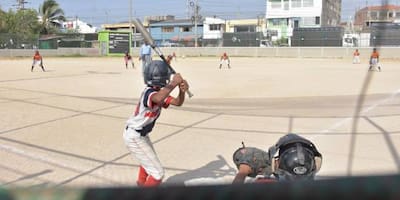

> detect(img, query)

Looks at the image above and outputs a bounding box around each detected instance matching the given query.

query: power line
[13,0,28,10]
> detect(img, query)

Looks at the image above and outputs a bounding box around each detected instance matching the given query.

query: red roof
[359,4,400,11]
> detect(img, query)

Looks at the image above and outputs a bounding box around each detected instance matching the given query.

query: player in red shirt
[219,52,231,69]
[31,50,46,72]
[124,51,134,69]
[368,48,381,72]
[353,49,360,64]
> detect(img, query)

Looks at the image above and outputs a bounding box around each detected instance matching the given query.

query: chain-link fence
[0,33,98,49]
[0,33,39,49]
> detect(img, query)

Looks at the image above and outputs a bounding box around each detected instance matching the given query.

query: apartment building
[265,0,341,40]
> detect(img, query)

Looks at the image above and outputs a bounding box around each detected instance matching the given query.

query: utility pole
[194,0,198,47]
[129,0,133,49]
[189,0,201,47]
[14,0,28,10]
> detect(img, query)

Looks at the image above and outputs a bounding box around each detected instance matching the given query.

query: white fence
[1,47,400,60]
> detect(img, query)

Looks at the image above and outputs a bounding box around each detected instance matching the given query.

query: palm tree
[38,0,65,34]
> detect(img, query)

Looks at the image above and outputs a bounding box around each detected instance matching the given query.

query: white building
[202,17,226,46]
[265,0,341,41]
[202,17,225,39]
[62,18,97,33]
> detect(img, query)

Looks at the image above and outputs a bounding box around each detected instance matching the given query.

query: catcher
[232,133,322,183]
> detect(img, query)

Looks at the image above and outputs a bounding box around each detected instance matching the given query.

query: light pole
[194,0,198,47]
[129,0,133,48]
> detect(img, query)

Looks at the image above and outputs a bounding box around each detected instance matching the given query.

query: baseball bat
[133,18,194,98]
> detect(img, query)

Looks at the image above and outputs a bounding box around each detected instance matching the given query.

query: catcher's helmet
[144,60,171,87]
[269,133,322,181]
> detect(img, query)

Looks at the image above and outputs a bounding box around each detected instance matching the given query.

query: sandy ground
[0,56,399,188]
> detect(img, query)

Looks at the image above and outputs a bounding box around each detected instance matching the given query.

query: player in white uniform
[123,60,189,187]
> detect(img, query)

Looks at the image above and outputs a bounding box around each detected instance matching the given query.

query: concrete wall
[1,47,400,60]
[0,48,100,57]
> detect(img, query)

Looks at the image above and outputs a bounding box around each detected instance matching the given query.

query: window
[303,0,313,7]
[291,0,301,8]
[271,18,281,26]
[209,24,221,31]
[379,11,388,20]
[181,26,192,32]
[283,0,289,10]
[302,17,316,26]
[235,25,256,32]
[270,0,281,9]
[315,16,320,25]
[162,27,174,33]
[370,11,378,20]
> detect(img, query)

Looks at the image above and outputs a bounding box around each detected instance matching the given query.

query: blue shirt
[140,44,152,57]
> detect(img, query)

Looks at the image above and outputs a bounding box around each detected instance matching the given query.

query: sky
[1,0,399,27]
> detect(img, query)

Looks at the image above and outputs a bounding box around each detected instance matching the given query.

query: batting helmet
[144,60,172,87]
[269,133,322,181]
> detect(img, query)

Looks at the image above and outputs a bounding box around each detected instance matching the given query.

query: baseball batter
[123,60,189,187]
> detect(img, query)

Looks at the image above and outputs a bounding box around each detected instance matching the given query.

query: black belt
[125,126,147,136]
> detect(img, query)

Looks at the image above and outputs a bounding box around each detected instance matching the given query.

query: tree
[38,0,65,34]
[0,9,40,48]
[0,8,6,32]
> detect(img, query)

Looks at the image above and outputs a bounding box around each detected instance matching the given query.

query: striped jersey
[126,87,173,136]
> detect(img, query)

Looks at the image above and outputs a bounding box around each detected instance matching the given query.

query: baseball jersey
[371,52,379,58]
[33,54,42,60]
[126,87,173,136]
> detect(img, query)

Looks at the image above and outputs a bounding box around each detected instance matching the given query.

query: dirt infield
[0,56,399,187]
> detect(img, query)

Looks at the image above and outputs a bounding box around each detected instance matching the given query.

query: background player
[232,133,322,183]
[123,60,189,187]
[219,52,231,69]
[166,55,173,65]
[139,41,152,75]
[124,51,134,69]
[353,49,360,64]
[31,50,46,72]
[368,48,381,72]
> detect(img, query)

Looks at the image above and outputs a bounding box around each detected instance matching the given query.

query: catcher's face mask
[271,142,322,181]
